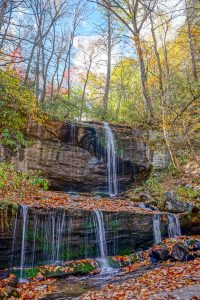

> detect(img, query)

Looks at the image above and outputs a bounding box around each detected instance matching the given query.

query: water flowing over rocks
[0,205,170,270]
[1,120,170,193]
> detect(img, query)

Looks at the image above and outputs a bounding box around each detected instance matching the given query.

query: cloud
[73,35,122,74]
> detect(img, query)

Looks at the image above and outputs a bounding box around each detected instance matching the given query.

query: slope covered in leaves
[80,258,200,300]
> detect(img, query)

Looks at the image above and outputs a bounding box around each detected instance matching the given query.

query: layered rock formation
[5,120,169,192]
[0,206,168,270]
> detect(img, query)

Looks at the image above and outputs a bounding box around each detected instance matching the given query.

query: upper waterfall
[103,122,118,196]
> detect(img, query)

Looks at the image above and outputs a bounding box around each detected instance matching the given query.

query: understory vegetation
[0,163,49,208]
[0,1,200,299]
[0,0,199,169]
[131,159,200,210]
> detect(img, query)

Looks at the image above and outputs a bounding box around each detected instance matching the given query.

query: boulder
[164,191,195,213]
[170,242,189,261]
[193,241,200,251]
[184,157,200,176]
[149,246,169,261]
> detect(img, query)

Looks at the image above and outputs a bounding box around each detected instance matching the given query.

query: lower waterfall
[10,207,119,272]
[93,210,112,272]
[19,205,28,282]
[168,214,181,238]
[153,214,162,244]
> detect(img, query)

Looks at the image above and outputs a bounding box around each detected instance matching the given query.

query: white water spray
[94,210,112,272]
[19,205,28,282]
[153,214,162,244]
[168,214,181,238]
[103,122,118,196]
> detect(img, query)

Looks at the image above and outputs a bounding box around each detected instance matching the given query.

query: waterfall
[168,214,181,238]
[153,214,162,244]
[10,210,18,268]
[94,210,111,272]
[69,123,76,191]
[56,209,65,262]
[19,205,28,282]
[31,213,38,267]
[103,122,118,196]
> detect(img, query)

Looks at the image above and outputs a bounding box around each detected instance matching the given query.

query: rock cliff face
[0,207,168,269]
[8,120,169,192]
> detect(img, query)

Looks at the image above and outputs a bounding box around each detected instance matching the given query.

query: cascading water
[168,214,181,238]
[103,122,118,196]
[93,210,112,272]
[69,123,76,192]
[19,205,28,282]
[153,214,162,244]
[55,209,66,262]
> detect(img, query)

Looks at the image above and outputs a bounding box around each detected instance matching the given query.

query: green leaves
[0,69,42,150]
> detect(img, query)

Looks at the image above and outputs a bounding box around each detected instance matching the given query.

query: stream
[41,266,150,300]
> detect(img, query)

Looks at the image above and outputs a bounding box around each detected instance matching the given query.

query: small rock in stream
[170,242,189,261]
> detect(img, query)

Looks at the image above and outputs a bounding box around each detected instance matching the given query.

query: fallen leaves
[1,186,159,214]
[0,275,56,300]
[38,259,99,277]
[80,257,200,300]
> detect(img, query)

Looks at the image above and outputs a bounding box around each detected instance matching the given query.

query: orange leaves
[80,241,200,300]
[0,186,156,214]
[0,276,55,300]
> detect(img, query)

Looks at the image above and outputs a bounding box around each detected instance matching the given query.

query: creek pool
[41,267,149,299]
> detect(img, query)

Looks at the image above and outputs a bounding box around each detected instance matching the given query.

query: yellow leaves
[0,68,46,148]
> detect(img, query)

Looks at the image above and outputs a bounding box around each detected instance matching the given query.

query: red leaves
[0,183,159,213]
[0,276,55,300]
[80,247,200,300]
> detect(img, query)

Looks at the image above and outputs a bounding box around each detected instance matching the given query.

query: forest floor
[1,156,200,212]
[1,236,200,300]
[79,258,200,300]
[0,161,200,299]
[124,158,200,211]
[1,168,199,213]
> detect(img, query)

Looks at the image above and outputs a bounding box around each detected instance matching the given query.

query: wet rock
[164,191,195,213]
[170,242,189,261]
[185,254,195,261]
[149,246,169,261]
[180,211,200,235]
[1,121,171,192]
[193,241,200,251]
[0,207,167,269]
[8,121,152,192]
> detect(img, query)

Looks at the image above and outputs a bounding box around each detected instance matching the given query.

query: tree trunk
[0,0,7,33]
[150,13,163,96]
[163,31,173,109]
[134,32,154,122]
[116,90,121,119]
[161,94,179,169]
[103,8,111,115]
[79,61,92,121]
[186,10,198,80]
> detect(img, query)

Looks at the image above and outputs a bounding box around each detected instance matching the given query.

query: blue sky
[79,2,102,36]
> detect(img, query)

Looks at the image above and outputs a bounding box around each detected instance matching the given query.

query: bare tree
[89,0,155,122]
[149,11,164,97]
[102,6,112,115]
[78,39,102,120]
[185,0,199,80]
